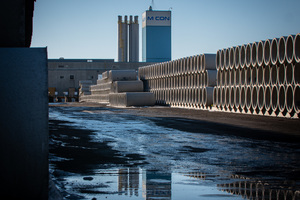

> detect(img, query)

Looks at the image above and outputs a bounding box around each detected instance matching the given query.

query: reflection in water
[217,175,300,200]
[118,168,139,197]
[142,171,171,200]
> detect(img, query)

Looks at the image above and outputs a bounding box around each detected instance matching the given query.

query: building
[48,58,155,98]
[142,7,171,62]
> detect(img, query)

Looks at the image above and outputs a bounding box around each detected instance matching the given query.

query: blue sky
[31,0,300,61]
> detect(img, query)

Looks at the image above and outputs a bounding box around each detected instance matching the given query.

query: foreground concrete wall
[0,48,48,199]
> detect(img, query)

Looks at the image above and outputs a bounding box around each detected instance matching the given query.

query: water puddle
[49,106,300,200]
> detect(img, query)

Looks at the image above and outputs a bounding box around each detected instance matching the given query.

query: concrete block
[0,48,48,199]
[109,92,155,107]
[111,80,143,93]
[108,70,137,81]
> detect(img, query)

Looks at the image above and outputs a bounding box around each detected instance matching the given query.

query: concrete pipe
[202,53,217,72]
[206,70,217,87]
[246,86,252,111]
[252,85,258,113]
[294,84,300,115]
[294,63,300,84]
[245,67,251,86]
[251,42,258,67]
[234,86,241,110]
[217,86,221,108]
[277,64,286,85]
[257,40,265,67]
[257,85,265,113]
[221,86,226,108]
[286,34,295,64]
[199,87,203,106]
[229,46,236,70]
[225,48,230,70]
[213,87,218,106]
[221,70,226,86]
[251,67,257,86]
[235,46,240,69]
[230,69,235,86]
[246,43,252,68]
[225,86,230,109]
[195,55,200,73]
[186,57,191,74]
[294,33,300,63]
[235,68,241,86]
[240,86,246,111]
[217,70,221,86]
[270,65,278,85]
[263,39,271,66]
[264,85,272,113]
[203,87,214,107]
[271,38,279,65]
[221,49,225,70]
[263,65,270,85]
[174,60,178,75]
[257,66,263,86]
[286,84,294,114]
[230,86,235,110]
[240,44,246,68]
[285,63,294,85]
[278,85,286,113]
[278,36,287,64]
[193,55,197,73]
[216,50,221,70]
[240,68,246,86]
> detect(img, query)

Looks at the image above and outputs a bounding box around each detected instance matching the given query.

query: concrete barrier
[111,80,143,93]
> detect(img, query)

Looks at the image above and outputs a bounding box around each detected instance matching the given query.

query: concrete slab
[0,48,48,199]
[109,92,155,107]
[112,80,143,93]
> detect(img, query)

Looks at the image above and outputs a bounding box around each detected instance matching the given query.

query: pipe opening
[257,41,264,66]
[246,67,251,85]
[225,48,230,70]
[295,33,300,63]
[221,70,226,86]
[235,69,241,86]
[278,64,285,85]
[240,86,246,108]
[221,49,225,70]
[213,87,217,106]
[263,66,270,85]
[286,35,295,63]
[257,66,263,85]
[217,87,221,107]
[246,86,252,109]
[271,86,278,110]
[235,46,240,68]
[278,36,286,64]
[278,85,286,111]
[286,85,294,112]
[258,86,264,109]
[216,50,220,70]
[271,38,278,65]
[246,43,252,67]
[229,47,235,69]
[251,67,257,85]
[225,87,230,107]
[235,86,240,108]
[230,69,235,86]
[263,39,271,66]
[221,87,226,106]
[265,86,271,111]
[270,66,277,85]
[251,42,257,67]
[230,87,235,106]
[241,68,246,86]
[252,86,258,109]
[240,45,246,68]
[285,63,294,85]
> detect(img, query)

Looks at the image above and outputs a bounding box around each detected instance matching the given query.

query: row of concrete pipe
[138,33,300,118]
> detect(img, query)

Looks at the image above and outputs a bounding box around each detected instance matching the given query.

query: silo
[118,15,128,62]
[129,15,139,62]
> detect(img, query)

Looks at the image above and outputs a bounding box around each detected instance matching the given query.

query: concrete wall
[48,59,156,96]
[0,48,48,199]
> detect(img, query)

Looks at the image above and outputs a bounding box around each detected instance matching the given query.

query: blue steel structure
[142,8,171,62]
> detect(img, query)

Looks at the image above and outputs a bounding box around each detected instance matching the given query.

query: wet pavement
[49,105,300,200]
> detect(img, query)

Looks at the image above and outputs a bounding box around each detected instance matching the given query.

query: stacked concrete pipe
[138,53,217,109]
[214,33,300,118]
